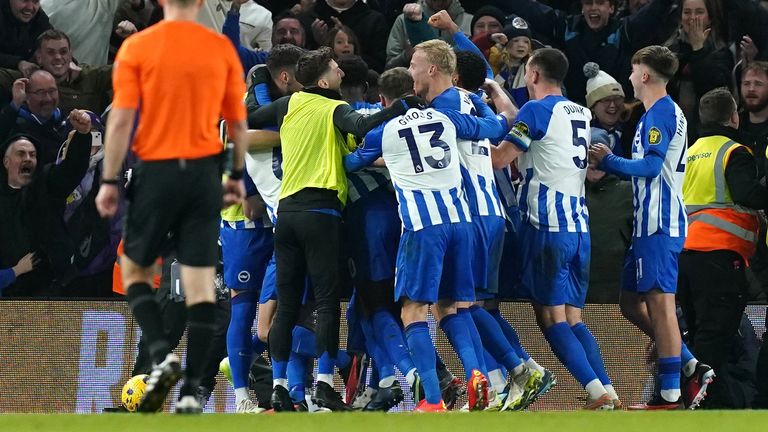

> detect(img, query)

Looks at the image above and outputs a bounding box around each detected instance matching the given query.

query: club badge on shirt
[648,127,662,145]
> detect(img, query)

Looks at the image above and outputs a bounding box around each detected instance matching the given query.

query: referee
[95,0,248,414]
[249,47,422,411]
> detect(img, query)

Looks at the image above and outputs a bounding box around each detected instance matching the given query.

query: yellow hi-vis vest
[682,135,759,260]
[279,91,348,205]
[218,118,255,226]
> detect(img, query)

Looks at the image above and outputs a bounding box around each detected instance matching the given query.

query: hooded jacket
[0,131,91,297]
[0,1,52,69]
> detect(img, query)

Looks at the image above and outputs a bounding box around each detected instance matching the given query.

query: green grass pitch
[3,411,768,432]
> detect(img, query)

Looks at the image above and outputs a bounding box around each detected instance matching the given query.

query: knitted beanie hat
[470,6,507,36]
[583,62,624,108]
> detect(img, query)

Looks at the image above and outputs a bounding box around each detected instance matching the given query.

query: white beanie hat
[584,62,624,108]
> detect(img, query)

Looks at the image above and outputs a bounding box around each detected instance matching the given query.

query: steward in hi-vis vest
[683,134,760,260]
[678,88,768,408]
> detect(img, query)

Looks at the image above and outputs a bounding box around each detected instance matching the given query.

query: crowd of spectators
[0,0,767,407]
[0,0,768,301]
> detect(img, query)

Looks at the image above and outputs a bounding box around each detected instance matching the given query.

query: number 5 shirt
[505,95,591,233]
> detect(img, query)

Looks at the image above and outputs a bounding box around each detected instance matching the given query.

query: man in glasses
[0,69,68,165]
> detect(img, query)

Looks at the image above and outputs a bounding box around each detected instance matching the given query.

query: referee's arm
[97,107,135,218]
[102,107,136,182]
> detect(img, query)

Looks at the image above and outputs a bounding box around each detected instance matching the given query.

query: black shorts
[124,154,222,268]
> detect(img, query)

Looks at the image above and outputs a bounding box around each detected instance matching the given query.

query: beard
[743,94,768,113]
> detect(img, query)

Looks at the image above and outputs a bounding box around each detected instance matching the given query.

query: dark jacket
[56,65,114,117]
[506,0,676,104]
[727,0,768,61]
[0,132,92,297]
[668,37,735,142]
[738,112,768,181]
[0,65,113,117]
[301,0,390,72]
[0,103,67,166]
[585,174,633,303]
[0,1,52,69]
[701,125,768,211]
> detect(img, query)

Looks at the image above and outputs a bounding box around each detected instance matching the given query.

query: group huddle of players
[213,37,712,414]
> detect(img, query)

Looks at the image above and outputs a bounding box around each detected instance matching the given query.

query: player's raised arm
[481,78,518,126]
[438,95,506,141]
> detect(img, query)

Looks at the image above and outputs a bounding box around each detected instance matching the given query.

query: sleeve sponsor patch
[648,127,662,145]
[506,121,532,151]
[513,121,530,137]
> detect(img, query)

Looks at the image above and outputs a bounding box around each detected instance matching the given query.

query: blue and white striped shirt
[601,96,688,238]
[431,87,506,218]
[345,108,471,231]
[245,149,282,224]
[505,95,590,232]
[347,101,392,203]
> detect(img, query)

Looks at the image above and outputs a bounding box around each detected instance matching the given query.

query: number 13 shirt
[345,104,506,232]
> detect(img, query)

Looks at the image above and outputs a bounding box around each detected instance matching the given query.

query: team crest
[648,127,662,145]
[237,271,251,283]
[511,17,528,30]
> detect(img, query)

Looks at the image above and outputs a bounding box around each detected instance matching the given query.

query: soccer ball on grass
[121,374,149,412]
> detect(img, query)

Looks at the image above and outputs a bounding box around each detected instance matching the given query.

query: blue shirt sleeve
[452,32,493,80]
[503,101,546,152]
[600,153,664,178]
[468,92,509,137]
[254,82,272,106]
[437,93,505,140]
[344,124,384,172]
[223,10,268,75]
[244,167,259,198]
[223,11,241,48]
[0,268,15,294]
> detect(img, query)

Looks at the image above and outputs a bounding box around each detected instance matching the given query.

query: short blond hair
[414,39,456,76]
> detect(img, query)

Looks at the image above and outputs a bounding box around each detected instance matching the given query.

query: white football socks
[317,373,334,386]
[525,358,545,374]
[405,368,417,387]
[585,379,608,400]
[235,387,250,405]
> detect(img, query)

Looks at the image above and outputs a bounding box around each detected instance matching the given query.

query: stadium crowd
[1,0,768,414]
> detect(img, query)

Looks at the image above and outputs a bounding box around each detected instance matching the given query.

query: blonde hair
[414,39,456,76]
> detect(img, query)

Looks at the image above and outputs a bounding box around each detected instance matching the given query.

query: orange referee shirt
[112,21,246,161]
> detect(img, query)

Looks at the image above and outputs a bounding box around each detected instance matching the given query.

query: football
[121,374,149,412]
